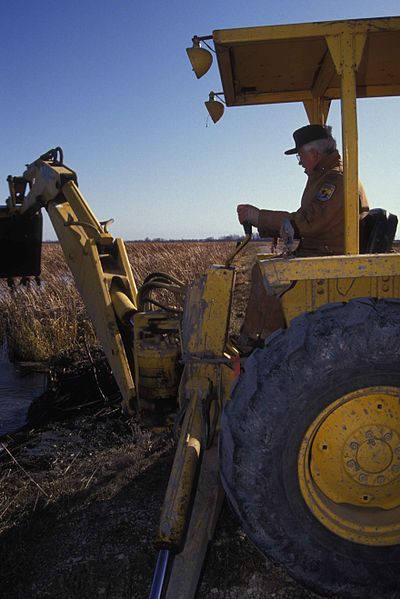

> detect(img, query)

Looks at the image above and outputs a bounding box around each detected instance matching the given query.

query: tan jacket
[257,151,369,255]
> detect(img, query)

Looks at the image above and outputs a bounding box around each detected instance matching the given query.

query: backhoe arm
[3,149,138,413]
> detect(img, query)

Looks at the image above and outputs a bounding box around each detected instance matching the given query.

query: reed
[0,241,233,362]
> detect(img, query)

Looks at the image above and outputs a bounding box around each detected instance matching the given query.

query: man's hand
[237,204,260,226]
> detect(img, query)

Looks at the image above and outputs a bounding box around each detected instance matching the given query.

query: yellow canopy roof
[212,16,400,106]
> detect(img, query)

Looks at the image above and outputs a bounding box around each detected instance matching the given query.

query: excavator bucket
[0,210,42,278]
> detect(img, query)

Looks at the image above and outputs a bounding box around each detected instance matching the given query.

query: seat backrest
[359,208,398,254]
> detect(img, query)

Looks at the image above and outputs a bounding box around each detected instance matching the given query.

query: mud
[0,406,321,599]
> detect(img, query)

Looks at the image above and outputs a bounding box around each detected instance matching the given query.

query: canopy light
[205,92,225,124]
[186,36,213,79]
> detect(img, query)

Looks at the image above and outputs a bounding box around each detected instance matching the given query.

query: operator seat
[359,208,398,253]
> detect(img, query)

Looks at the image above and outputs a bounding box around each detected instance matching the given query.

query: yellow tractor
[1,15,400,599]
[187,16,400,599]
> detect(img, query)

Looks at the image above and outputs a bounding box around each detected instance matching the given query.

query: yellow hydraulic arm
[9,148,139,413]
[149,265,237,599]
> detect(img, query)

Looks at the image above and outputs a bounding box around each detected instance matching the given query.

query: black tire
[220,298,400,599]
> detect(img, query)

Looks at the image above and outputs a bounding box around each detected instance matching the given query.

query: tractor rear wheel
[220,298,400,599]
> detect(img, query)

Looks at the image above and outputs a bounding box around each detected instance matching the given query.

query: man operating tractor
[237,124,370,346]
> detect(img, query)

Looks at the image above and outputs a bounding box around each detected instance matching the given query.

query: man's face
[297,147,320,176]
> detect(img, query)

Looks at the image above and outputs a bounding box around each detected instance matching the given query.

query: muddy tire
[220,298,400,599]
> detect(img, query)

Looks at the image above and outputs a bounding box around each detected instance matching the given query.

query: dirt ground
[3,240,383,599]
[0,407,324,599]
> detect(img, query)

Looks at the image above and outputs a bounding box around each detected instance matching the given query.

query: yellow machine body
[156,265,236,598]
[133,311,182,411]
[204,16,400,559]
[257,253,400,324]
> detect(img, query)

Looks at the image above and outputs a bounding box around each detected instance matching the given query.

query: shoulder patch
[316,183,336,202]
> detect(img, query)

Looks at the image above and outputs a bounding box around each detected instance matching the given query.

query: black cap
[284,125,331,155]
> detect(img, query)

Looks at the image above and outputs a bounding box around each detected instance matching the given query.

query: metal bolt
[384,432,393,442]
[395,447,400,457]
[365,430,374,439]
[377,475,385,484]
[347,460,356,469]
[350,442,358,450]
[391,465,400,473]
[359,474,367,483]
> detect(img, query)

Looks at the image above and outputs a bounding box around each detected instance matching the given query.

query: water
[0,356,47,436]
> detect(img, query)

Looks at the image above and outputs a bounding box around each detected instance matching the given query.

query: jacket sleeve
[257,173,344,239]
[257,209,294,237]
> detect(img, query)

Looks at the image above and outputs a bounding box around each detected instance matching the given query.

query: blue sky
[1,1,399,240]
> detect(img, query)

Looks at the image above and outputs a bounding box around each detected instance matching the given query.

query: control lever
[225,220,253,267]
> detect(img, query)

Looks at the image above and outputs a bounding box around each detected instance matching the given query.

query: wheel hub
[298,386,400,545]
[345,424,399,482]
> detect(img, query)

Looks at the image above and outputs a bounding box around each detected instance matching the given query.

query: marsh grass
[0,241,233,362]
[1,243,96,361]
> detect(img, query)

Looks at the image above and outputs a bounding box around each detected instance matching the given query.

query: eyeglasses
[296,151,310,163]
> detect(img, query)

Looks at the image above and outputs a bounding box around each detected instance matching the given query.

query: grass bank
[0,241,233,362]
